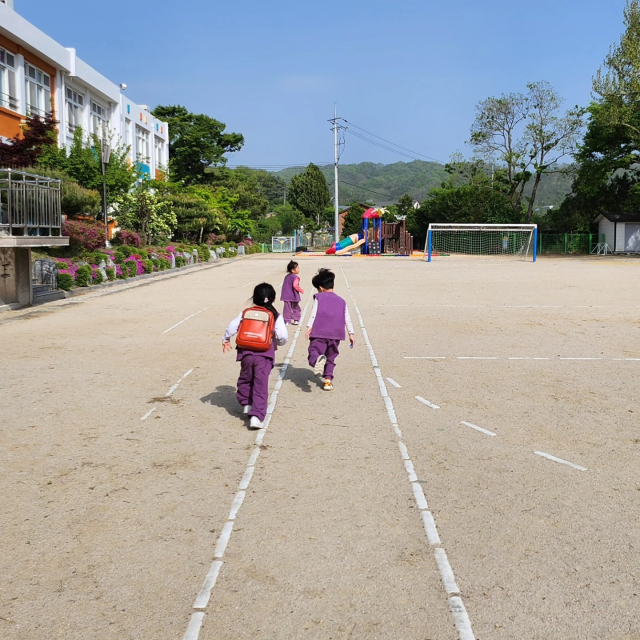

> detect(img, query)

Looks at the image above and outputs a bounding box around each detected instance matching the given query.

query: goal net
[424,224,537,262]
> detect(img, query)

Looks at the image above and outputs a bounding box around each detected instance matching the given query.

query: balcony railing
[0,91,18,111]
[0,169,62,237]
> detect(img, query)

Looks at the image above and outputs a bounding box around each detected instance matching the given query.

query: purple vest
[310,292,346,341]
[280,273,301,302]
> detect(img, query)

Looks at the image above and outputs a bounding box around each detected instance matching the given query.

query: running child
[280,260,304,325]
[223,283,288,429]
[305,268,355,391]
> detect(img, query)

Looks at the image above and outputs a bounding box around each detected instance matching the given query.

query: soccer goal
[272,236,296,253]
[424,224,538,262]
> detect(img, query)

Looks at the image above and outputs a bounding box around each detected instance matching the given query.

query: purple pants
[236,352,273,421]
[283,301,301,324]
[308,338,340,379]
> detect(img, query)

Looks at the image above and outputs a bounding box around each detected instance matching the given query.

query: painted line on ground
[166,368,194,397]
[340,267,474,640]
[184,295,312,638]
[404,356,446,359]
[386,377,401,388]
[534,451,587,471]
[406,355,637,362]
[162,306,209,335]
[140,407,156,421]
[457,356,498,360]
[416,396,440,409]
[461,421,496,437]
[559,357,602,361]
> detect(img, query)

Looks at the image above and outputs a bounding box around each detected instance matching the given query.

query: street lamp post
[101,139,111,247]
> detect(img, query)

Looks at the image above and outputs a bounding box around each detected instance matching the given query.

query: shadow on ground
[201,385,240,418]
[284,365,323,393]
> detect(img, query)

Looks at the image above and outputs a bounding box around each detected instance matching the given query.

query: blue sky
[20,0,627,168]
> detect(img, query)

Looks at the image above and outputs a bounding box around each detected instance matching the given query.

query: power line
[345,129,422,161]
[343,119,443,163]
[225,163,333,169]
[339,179,392,199]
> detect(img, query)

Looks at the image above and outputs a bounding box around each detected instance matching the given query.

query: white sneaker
[291,320,299,325]
[313,355,327,377]
[242,405,252,415]
[249,416,264,429]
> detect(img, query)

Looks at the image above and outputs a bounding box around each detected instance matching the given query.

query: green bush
[132,248,148,259]
[117,267,127,279]
[92,269,104,284]
[113,251,126,264]
[143,259,154,273]
[75,265,92,287]
[117,246,133,259]
[83,251,108,265]
[197,244,210,263]
[159,258,170,270]
[151,258,160,271]
[55,261,69,270]
[57,273,74,290]
[124,261,138,278]
[105,267,116,281]
[175,255,186,268]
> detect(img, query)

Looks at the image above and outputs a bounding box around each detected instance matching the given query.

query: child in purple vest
[305,268,355,391]
[280,260,304,325]
[223,283,288,429]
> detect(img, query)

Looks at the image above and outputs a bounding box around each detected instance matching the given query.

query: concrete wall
[615,222,626,252]
[598,218,615,249]
[0,247,32,308]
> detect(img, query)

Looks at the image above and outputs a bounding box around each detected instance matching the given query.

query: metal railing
[0,91,18,111]
[0,169,62,236]
[537,233,604,255]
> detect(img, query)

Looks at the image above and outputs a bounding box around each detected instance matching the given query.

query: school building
[0,0,169,178]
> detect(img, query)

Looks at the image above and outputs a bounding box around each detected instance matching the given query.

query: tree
[0,113,58,167]
[206,166,270,218]
[274,203,306,235]
[469,82,584,222]
[27,166,100,217]
[40,128,138,205]
[341,203,365,238]
[152,105,244,184]
[593,0,640,143]
[115,186,177,244]
[287,163,331,225]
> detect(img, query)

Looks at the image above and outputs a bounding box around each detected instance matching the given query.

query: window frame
[65,86,84,134]
[0,47,18,111]
[24,61,52,117]
[135,125,150,164]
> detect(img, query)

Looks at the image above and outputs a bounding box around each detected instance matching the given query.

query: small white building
[594,213,640,253]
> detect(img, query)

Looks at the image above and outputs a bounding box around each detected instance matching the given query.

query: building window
[154,136,164,167]
[65,87,84,133]
[90,100,109,139]
[0,48,17,111]
[135,126,150,163]
[124,118,132,155]
[25,62,51,116]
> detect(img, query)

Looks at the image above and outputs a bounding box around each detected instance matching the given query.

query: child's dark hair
[252,282,279,319]
[287,260,298,273]
[312,268,335,291]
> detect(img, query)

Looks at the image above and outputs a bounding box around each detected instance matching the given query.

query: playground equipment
[325,233,364,255]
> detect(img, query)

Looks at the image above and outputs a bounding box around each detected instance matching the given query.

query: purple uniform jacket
[280,273,301,302]
[309,292,346,341]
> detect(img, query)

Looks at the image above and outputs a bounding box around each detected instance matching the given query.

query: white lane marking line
[162,306,209,335]
[421,511,441,545]
[228,491,246,520]
[435,548,460,595]
[559,357,602,360]
[416,396,440,409]
[386,377,401,388]
[193,561,223,609]
[534,451,587,471]
[213,521,234,559]
[340,267,472,637]
[404,459,417,482]
[183,296,312,639]
[404,356,446,359]
[140,407,156,421]
[183,612,205,640]
[461,421,497,437]
[457,356,498,360]
[449,596,475,640]
[412,482,429,510]
[166,368,194,397]
[244,280,254,286]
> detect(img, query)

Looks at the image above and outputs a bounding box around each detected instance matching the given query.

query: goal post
[424,224,538,262]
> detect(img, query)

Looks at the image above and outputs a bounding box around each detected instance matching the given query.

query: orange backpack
[235,306,275,352]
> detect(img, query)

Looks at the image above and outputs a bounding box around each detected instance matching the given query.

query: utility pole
[329,105,346,243]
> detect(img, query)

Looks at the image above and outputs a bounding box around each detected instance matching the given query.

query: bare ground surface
[0,254,638,640]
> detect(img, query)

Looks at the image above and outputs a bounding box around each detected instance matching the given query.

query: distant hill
[276,160,574,207]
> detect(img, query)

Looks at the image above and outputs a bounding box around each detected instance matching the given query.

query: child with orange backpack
[223,283,288,429]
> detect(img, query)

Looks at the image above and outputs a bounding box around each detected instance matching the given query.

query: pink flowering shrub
[112,229,141,247]
[62,219,105,251]
[124,255,145,276]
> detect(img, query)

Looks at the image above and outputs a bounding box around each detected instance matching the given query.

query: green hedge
[57,273,74,290]
[75,265,92,287]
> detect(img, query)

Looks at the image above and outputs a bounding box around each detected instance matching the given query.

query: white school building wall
[0,1,168,179]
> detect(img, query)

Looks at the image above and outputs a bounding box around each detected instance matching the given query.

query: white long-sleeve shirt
[223,312,289,345]
[306,298,355,335]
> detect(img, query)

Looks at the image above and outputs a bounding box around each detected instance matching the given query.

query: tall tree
[469,82,583,222]
[593,0,640,143]
[287,163,331,225]
[0,113,57,167]
[152,105,244,184]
